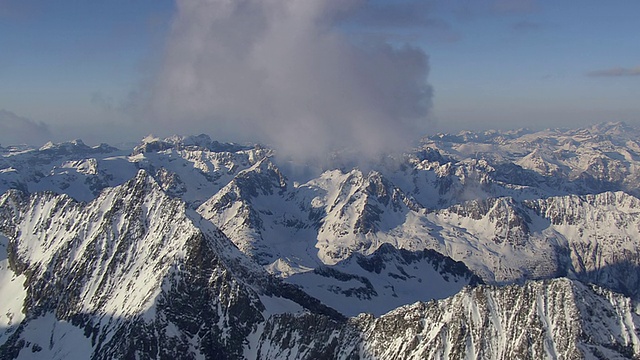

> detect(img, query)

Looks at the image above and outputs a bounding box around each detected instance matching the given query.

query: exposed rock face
[0,134,267,206]
[523,191,640,298]
[2,123,640,359]
[285,243,483,317]
[257,279,640,360]
[0,172,336,359]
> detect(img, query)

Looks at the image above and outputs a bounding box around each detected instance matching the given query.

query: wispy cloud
[587,66,640,77]
[0,109,52,146]
[147,0,433,160]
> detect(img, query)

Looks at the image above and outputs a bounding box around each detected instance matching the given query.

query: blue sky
[425,1,640,131]
[0,0,639,146]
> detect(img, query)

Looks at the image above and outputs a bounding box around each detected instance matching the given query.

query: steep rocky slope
[2,122,640,359]
[0,171,338,359]
[256,279,640,359]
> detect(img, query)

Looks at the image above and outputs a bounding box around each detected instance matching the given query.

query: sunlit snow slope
[2,122,640,359]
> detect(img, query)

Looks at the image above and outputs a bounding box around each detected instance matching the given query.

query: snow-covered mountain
[284,244,482,317]
[195,123,640,304]
[0,172,339,359]
[256,278,640,359]
[2,122,640,359]
[0,134,266,207]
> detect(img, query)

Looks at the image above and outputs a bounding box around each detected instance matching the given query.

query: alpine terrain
[2,122,640,359]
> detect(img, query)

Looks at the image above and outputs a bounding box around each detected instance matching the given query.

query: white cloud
[0,109,52,146]
[147,0,433,160]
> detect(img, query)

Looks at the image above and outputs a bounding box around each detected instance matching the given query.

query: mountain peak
[37,139,118,155]
[3,123,640,358]
[132,134,253,155]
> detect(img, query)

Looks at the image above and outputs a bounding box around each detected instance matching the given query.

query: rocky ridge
[255,279,640,359]
[2,122,640,358]
[0,171,338,359]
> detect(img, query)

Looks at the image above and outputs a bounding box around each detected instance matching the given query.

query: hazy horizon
[1,0,639,154]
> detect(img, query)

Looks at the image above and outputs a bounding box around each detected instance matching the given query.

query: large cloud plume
[149,0,432,159]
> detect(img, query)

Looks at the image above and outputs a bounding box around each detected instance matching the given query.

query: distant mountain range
[2,122,640,359]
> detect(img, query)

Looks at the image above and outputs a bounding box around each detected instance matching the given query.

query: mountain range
[1,122,640,359]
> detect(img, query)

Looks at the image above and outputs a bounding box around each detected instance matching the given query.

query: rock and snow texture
[256,279,640,360]
[284,244,482,317]
[0,234,26,346]
[0,134,265,207]
[0,172,337,359]
[194,123,640,306]
[2,122,640,358]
